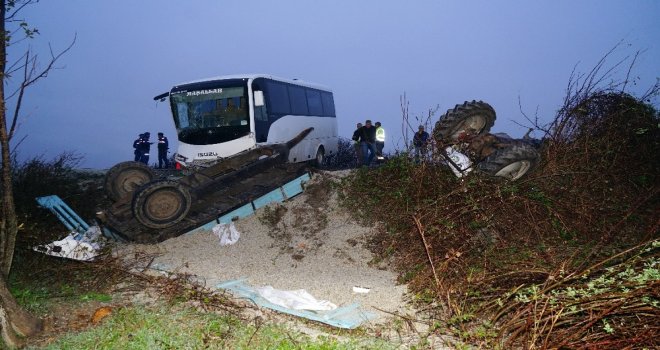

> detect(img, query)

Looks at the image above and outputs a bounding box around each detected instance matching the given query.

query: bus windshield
[170,84,250,145]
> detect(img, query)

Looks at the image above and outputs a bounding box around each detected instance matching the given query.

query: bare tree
[0,1,73,347]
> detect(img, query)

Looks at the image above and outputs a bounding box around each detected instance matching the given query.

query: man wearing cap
[413,125,430,163]
[359,120,377,166]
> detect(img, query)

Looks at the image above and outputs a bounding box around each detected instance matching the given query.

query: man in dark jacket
[139,132,152,165]
[351,122,363,166]
[359,120,377,166]
[413,125,430,162]
[157,132,169,169]
[133,134,143,162]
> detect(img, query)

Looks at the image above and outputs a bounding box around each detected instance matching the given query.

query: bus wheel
[434,100,496,143]
[132,180,192,229]
[104,161,155,201]
[314,147,325,168]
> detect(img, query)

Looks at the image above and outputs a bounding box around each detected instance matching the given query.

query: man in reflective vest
[375,121,385,160]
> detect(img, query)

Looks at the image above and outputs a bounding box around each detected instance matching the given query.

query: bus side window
[306,89,323,116]
[321,92,335,117]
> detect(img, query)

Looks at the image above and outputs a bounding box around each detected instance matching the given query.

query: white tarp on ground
[255,285,338,311]
[213,222,241,246]
[33,226,105,261]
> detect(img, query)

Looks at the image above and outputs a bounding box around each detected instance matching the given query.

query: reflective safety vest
[376,127,385,142]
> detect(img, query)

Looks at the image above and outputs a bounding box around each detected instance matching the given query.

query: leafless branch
[8,34,76,140]
[4,0,35,22]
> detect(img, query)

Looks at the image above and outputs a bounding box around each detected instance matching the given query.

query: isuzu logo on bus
[198,152,219,157]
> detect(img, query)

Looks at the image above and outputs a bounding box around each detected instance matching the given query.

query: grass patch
[33,304,393,350]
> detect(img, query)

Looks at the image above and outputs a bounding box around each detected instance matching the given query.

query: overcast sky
[7,0,659,169]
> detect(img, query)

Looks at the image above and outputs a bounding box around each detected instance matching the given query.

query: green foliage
[79,292,113,303]
[9,286,51,312]
[33,305,392,350]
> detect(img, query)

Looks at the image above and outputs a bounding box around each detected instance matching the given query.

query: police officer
[157,132,169,169]
[133,133,143,162]
[375,121,385,160]
[139,132,152,165]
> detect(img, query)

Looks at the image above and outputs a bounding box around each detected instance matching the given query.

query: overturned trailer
[98,129,314,243]
[98,75,339,243]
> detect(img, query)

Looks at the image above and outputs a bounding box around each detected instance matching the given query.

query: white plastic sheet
[213,222,241,246]
[255,285,337,311]
[33,226,105,261]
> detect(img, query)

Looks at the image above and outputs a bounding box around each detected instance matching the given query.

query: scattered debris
[213,222,241,246]
[255,285,337,311]
[90,306,113,324]
[33,226,105,261]
[352,286,371,294]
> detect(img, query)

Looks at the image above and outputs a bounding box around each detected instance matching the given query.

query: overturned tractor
[97,128,314,243]
[434,100,540,181]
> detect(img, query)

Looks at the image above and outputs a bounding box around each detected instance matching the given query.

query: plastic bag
[255,285,337,311]
[213,222,240,246]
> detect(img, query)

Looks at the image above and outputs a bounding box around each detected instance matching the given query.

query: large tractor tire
[132,180,192,229]
[104,161,155,201]
[434,100,496,143]
[478,141,539,181]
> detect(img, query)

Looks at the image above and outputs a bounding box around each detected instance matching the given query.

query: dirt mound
[116,170,411,322]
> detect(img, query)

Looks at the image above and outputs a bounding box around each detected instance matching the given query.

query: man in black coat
[351,122,363,166]
[359,120,377,166]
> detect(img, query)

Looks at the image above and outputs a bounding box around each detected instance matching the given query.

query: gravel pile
[117,170,411,322]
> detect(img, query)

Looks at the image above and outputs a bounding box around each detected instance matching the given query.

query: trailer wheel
[434,100,496,143]
[104,161,155,201]
[478,141,539,181]
[132,180,192,229]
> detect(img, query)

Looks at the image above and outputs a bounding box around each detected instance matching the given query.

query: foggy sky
[7,0,659,169]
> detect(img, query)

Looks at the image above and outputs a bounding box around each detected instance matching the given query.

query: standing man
[157,132,170,169]
[351,122,363,166]
[413,125,430,163]
[375,121,385,160]
[139,132,153,165]
[133,133,143,162]
[359,120,377,166]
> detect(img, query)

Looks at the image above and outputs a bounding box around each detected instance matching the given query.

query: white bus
[158,74,338,168]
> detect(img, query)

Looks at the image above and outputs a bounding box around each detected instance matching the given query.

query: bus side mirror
[254,90,265,107]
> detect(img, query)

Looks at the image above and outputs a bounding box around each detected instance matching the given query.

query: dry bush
[340,50,659,348]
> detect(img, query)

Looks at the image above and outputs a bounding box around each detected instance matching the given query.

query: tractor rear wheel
[477,141,539,181]
[434,100,496,143]
[104,161,155,201]
[132,180,192,229]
